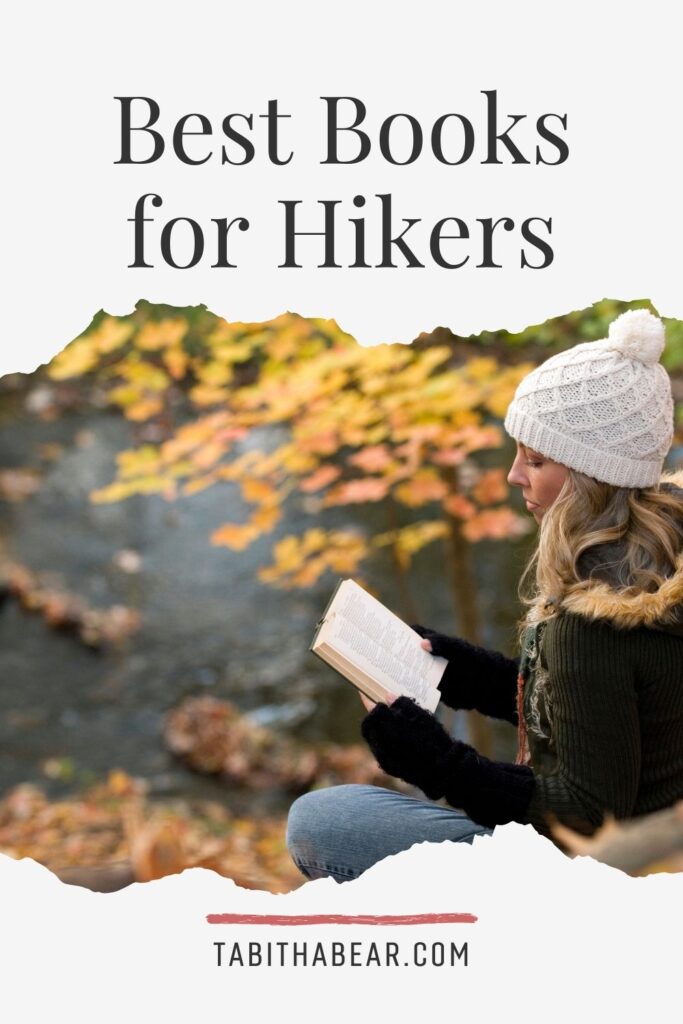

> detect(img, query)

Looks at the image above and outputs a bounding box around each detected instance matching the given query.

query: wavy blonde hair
[520,469,683,627]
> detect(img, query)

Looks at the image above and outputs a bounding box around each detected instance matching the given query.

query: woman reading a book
[286,309,683,882]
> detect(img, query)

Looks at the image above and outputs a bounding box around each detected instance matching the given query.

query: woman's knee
[286,785,358,853]
[286,786,365,880]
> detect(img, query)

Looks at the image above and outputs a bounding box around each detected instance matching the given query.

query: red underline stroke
[206,913,477,925]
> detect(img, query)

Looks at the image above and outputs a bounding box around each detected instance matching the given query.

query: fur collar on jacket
[557,470,683,633]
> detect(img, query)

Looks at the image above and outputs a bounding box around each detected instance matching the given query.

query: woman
[286,308,683,883]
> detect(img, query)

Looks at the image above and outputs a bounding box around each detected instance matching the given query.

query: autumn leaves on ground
[1,301,682,889]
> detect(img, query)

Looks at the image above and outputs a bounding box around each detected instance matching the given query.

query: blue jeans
[286,784,494,883]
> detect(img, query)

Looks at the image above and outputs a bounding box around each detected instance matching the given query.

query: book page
[324,580,446,710]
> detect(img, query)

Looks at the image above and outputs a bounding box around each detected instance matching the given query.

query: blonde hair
[520,469,683,627]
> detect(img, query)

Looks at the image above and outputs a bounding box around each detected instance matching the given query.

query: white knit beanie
[504,309,674,488]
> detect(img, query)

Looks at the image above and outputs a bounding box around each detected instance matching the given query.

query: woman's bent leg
[286,784,493,883]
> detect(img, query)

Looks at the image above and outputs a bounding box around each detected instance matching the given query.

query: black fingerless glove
[412,625,519,724]
[361,696,535,828]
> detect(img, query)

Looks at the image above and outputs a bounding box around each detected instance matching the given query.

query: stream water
[0,392,530,809]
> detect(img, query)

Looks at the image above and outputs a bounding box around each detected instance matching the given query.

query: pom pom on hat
[606,308,665,365]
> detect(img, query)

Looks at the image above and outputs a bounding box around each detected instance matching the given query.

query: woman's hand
[360,696,457,798]
[358,689,398,713]
[411,624,460,660]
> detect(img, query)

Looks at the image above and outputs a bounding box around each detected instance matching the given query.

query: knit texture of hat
[504,309,674,487]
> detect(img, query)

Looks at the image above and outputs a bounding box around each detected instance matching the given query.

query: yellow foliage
[94,317,135,354]
[211,339,258,364]
[196,361,234,386]
[90,481,140,504]
[136,318,187,351]
[464,357,499,381]
[49,338,100,380]
[190,442,229,470]
[163,347,189,380]
[482,364,534,418]
[108,385,143,409]
[189,384,232,407]
[374,521,448,563]
[73,306,542,586]
[116,446,162,479]
[90,475,170,503]
[126,397,164,421]
[251,505,282,532]
[182,475,218,496]
[241,479,279,504]
[259,529,368,588]
[117,359,169,392]
[49,318,135,380]
[301,528,328,554]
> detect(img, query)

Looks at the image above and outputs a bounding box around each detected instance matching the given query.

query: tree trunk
[384,498,419,624]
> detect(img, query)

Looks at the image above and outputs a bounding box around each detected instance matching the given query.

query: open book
[310,579,446,712]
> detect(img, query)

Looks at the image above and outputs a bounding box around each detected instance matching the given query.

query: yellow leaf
[189,384,231,407]
[125,397,163,421]
[136,318,187,351]
[196,361,234,386]
[191,442,227,470]
[182,475,217,496]
[90,481,138,503]
[290,558,327,588]
[270,536,302,571]
[465,357,499,381]
[301,529,328,554]
[251,506,281,531]
[116,446,162,479]
[241,479,278,503]
[163,347,189,380]
[48,338,98,380]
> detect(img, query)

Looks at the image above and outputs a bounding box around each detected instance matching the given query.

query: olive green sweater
[519,611,683,837]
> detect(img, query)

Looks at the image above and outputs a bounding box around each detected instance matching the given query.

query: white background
[2,2,682,1020]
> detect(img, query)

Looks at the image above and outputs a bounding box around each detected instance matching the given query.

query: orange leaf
[432,448,467,467]
[324,478,389,505]
[251,506,281,531]
[394,471,448,508]
[472,468,508,505]
[297,431,339,455]
[191,442,227,470]
[299,466,342,493]
[241,479,279,503]
[348,445,393,473]
[211,523,260,551]
[443,494,476,519]
[462,508,531,542]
